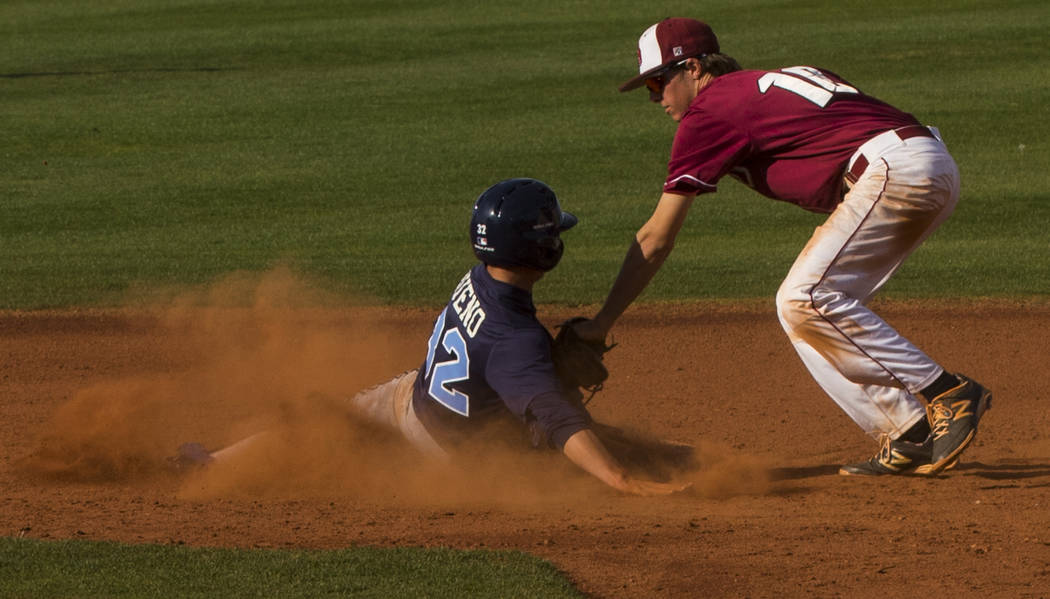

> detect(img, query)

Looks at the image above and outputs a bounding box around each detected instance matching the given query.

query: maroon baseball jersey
[664,66,921,212]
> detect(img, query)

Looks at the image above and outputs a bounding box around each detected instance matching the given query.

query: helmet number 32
[757,66,858,108]
[424,308,471,416]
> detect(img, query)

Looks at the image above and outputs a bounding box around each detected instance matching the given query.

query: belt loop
[846,155,868,185]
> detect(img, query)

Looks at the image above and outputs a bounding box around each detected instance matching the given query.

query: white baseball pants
[349,370,448,459]
[776,129,960,440]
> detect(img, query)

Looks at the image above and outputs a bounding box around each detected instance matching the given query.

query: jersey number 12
[423,308,471,416]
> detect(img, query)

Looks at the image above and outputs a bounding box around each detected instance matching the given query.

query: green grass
[3,0,1048,308]
[0,537,583,599]
[2,1,1047,596]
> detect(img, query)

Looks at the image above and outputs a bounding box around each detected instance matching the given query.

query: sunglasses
[643,58,698,94]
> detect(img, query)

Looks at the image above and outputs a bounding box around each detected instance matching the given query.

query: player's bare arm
[562,428,689,496]
[580,192,694,341]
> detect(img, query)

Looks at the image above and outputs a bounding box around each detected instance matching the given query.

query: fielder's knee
[776,282,851,343]
[775,283,814,336]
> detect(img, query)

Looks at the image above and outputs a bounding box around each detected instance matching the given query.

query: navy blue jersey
[412,264,591,450]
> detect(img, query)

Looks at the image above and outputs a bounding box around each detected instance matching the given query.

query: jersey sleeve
[664,107,750,196]
[525,390,592,449]
[486,329,591,449]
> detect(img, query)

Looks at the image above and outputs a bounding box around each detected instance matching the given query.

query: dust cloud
[686,441,773,498]
[21,270,410,483]
[20,268,774,505]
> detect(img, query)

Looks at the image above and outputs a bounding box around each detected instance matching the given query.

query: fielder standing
[574,18,992,475]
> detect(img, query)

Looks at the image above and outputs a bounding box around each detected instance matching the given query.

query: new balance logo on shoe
[917,374,992,475]
[841,373,990,478]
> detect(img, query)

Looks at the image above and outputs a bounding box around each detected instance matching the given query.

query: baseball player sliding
[174,179,689,496]
[572,18,992,476]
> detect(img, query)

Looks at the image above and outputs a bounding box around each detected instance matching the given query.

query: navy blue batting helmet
[470,178,577,272]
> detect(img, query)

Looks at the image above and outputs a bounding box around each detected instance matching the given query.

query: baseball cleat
[915,373,992,475]
[167,442,214,472]
[839,435,943,476]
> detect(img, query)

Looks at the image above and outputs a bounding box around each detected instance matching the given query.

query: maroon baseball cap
[619,18,720,92]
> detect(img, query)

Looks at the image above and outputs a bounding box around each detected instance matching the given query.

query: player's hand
[569,318,609,345]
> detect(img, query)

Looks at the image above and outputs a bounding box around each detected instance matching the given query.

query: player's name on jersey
[450,272,487,338]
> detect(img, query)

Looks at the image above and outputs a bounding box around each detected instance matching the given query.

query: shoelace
[929,403,953,439]
[875,435,894,462]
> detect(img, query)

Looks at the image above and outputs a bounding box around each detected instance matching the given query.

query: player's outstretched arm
[562,428,690,496]
[582,192,695,341]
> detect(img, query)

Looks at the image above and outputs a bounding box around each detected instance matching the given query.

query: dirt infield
[3,278,1049,598]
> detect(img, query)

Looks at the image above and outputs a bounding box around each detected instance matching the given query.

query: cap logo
[673,46,683,56]
[636,47,642,66]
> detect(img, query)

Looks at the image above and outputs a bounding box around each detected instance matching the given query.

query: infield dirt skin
[2,276,1049,598]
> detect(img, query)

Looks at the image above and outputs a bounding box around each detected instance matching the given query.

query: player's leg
[346,373,409,429]
[385,371,448,460]
[174,375,410,469]
[349,370,447,460]
[777,138,958,398]
[785,340,926,441]
[171,372,438,470]
[206,432,270,464]
[776,137,971,473]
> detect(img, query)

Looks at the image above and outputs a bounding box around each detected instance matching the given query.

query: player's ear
[685,57,704,79]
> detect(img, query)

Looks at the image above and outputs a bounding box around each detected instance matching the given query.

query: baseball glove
[551,317,615,399]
